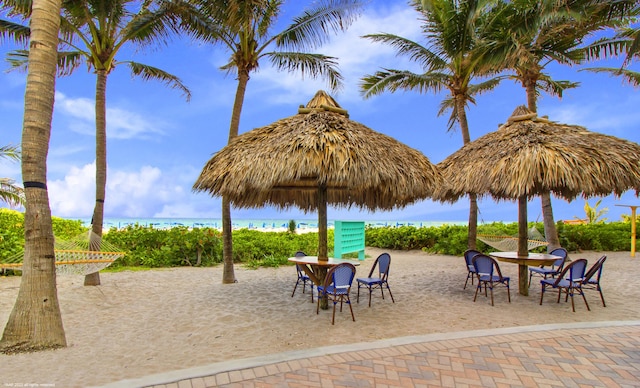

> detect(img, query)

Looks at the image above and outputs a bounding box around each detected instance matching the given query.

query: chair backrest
[369,253,391,279]
[295,251,307,274]
[472,254,505,280]
[325,263,356,289]
[464,249,482,270]
[583,255,607,283]
[548,247,568,269]
[554,258,588,286]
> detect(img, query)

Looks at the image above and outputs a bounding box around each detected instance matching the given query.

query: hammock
[477,227,548,252]
[0,230,125,276]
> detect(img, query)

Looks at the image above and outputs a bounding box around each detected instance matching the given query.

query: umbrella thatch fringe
[437,106,640,202]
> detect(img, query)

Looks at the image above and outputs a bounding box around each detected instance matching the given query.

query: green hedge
[1,209,637,270]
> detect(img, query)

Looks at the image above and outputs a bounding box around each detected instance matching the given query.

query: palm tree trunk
[541,192,560,250]
[456,94,477,250]
[221,69,250,284]
[525,80,560,251]
[0,0,67,352]
[85,69,108,286]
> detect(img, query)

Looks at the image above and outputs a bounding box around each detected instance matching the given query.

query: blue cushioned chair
[317,263,356,324]
[291,251,313,302]
[472,254,511,306]
[540,258,589,312]
[356,253,395,307]
[463,249,482,290]
[528,247,568,288]
[582,255,607,307]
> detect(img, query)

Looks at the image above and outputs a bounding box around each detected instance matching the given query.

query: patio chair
[582,255,607,307]
[539,258,589,312]
[356,253,395,307]
[472,254,511,306]
[317,263,356,324]
[528,247,567,287]
[463,249,482,289]
[291,251,314,302]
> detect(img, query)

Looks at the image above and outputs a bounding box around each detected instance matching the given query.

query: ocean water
[74,217,465,230]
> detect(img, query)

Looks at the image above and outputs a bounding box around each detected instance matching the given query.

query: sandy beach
[0,247,638,387]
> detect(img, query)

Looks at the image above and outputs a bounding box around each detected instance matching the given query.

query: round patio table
[489,252,561,296]
[288,256,360,309]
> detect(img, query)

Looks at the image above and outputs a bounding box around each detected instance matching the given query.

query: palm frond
[1,0,32,18]
[360,69,448,99]
[0,178,25,207]
[583,35,632,61]
[580,66,640,87]
[123,61,192,101]
[6,49,87,77]
[0,144,21,162]
[266,52,343,92]
[363,33,447,70]
[0,19,30,46]
[275,0,363,51]
[536,75,580,98]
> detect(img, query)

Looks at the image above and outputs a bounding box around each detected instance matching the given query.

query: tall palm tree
[0,145,25,207]
[0,0,67,353]
[360,0,502,250]
[2,0,193,286]
[191,0,363,284]
[482,0,638,253]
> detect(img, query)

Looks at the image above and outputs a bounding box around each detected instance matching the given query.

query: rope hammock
[0,230,124,276]
[477,227,548,252]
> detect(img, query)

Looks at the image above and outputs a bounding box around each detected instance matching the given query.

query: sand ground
[0,247,638,388]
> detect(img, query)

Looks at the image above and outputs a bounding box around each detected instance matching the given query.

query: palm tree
[191,0,363,284]
[2,0,193,286]
[0,145,25,207]
[0,0,67,353]
[482,0,638,253]
[360,0,502,250]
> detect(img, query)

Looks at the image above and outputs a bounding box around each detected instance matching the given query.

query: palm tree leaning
[0,0,67,353]
[0,145,25,207]
[360,0,502,250]
[191,0,363,284]
[2,0,192,286]
[481,0,638,254]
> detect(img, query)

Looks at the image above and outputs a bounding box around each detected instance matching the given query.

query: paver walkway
[101,321,640,388]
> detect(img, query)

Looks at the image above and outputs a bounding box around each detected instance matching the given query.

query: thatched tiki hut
[194,90,443,262]
[437,106,640,257]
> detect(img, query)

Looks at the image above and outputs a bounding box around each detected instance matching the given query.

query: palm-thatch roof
[437,106,640,202]
[194,90,443,211]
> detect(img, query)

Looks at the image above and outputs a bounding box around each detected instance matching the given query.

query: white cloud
[47,162,199,218]
[54,92,167,139]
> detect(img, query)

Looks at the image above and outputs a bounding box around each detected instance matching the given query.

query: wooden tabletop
[288,256,360,266]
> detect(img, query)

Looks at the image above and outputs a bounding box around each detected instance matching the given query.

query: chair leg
[599,287,606,307]
[292,281,299,298]
[489,283,494,306]
[569,288,576,312]
[506,282,511,303]
[540,284,545,305]
[474,282,481,302]
[309,283,314,303]
[356,283,361,303]
[580,288,590,311]
[348,297,355,322]
[331,299,336,325]
[368,287,373,307]
[386,283,395,303]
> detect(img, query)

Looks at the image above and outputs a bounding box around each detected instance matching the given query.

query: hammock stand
[0,231,125,276]
[477,227,548,252]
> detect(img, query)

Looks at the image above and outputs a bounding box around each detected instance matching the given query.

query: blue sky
[1,1,639,224]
